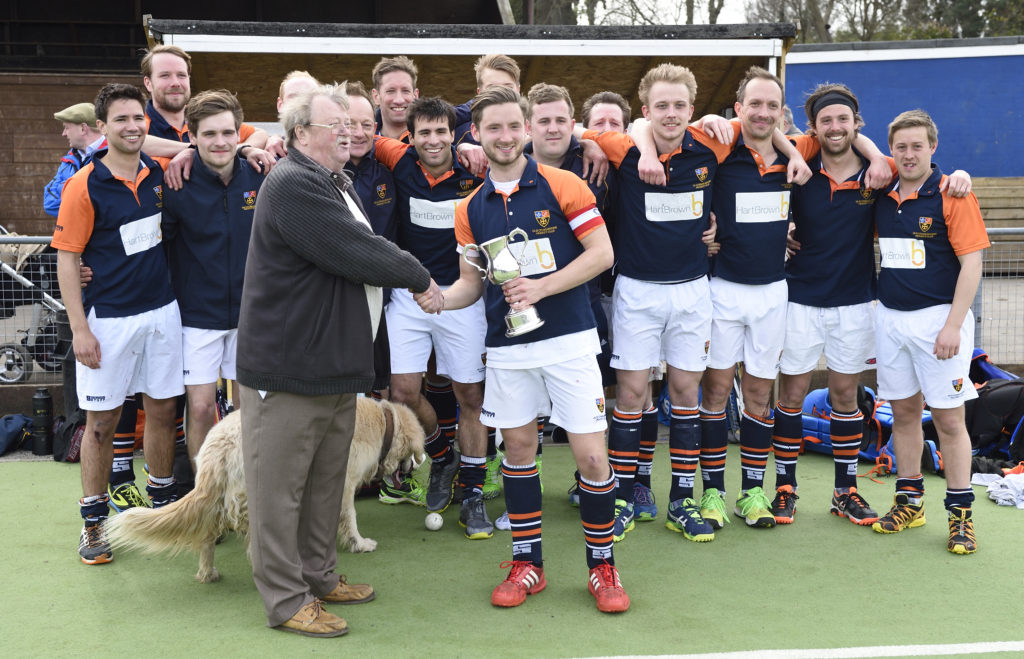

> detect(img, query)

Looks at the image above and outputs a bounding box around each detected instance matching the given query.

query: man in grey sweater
[236,83,439,638]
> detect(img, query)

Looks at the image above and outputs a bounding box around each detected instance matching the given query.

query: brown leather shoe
[276,599,349,637]
[321,574,375,604]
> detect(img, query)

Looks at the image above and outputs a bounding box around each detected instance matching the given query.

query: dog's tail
[105,413,246,556]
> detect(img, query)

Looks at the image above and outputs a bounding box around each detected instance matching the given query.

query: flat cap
[54,102,96,125]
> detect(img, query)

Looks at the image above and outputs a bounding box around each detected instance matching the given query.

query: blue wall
[785,55,1024,177]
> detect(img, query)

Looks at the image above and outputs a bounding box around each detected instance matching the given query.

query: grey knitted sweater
[236,148,430,395]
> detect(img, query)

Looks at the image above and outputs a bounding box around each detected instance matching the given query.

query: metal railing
[2,228,1022,386]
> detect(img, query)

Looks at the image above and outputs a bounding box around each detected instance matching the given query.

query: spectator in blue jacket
[43,102,104,217]
[162,89,265,469]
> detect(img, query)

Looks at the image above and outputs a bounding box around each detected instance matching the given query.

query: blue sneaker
[632,483,657,521]
[612,499,635,542]
[666,498,715,542]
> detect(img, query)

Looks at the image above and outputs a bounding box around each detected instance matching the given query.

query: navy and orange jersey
[372,107,411,144]
[52,150,174,318]
[711,129,793,284]
[374,136,483,285]
[344,145,399,244]
[583,127,733,283]
[453,100,476,146]
[787,135,888,307]
[525,135,617,225]
[144,100,257,143]
[162,152,264,330]
[875,165,989,311]
[454,156,604,348]
[525,135,618,301]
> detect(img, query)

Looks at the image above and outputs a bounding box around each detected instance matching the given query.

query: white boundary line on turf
[584,640,1024,659]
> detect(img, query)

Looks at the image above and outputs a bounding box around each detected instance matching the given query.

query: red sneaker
[491,560,546,607]
[588,563,630,613]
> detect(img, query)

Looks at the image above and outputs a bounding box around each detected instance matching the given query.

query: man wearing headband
[771,84,972,527]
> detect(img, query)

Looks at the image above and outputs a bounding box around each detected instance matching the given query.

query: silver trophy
[464,227,545,337]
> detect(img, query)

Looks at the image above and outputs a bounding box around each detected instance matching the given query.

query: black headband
[811,91,858,118]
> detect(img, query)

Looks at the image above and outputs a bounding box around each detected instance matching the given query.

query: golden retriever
[104,397,424,583]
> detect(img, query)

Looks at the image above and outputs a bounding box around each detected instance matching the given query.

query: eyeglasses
[306,120,351,133]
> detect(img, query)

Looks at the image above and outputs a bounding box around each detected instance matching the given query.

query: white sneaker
[495,510,511,531]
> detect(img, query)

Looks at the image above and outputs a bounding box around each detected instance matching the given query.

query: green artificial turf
[2,443,1022,658]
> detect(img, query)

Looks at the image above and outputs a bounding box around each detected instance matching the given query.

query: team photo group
[47,44,987,637]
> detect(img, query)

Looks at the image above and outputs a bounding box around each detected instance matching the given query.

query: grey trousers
[239,385,356,627]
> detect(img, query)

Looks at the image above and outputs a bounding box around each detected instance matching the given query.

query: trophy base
[504,307,545,338]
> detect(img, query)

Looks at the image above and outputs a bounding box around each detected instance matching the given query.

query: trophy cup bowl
[463,227,545,337]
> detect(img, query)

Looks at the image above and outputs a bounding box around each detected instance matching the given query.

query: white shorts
[875,303,978,409]
[610,275,711,373]
[386,287,486,383]
[707,277,787,379]
[182,326,238,385]
[76,301,185,411]
[780,301,876,375]
[480,353,607,434]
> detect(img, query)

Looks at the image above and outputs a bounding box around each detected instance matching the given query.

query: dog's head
[378,399,426,476]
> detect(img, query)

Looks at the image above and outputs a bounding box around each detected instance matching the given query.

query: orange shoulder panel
[942,180,990,256]
[372,136,409,170]
[688,123,735,163]
[582,129,633,168]
[52,164,96,253]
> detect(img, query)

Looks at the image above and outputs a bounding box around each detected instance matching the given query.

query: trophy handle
[462,243,490,278]
[507,227,530,263]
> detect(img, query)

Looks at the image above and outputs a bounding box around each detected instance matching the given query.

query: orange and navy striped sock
[79,493,110,525]
[772,403,803,489]
[896,475,924,505]
[458,454,486,497]
[578,471,616,568]
[830,409,863,490]
[424,379,458,444]
[424,425,451,464]
[146,474,176,508]
[739,409,773,492]
[636,405,658,489]
[668,405,700,502]
[608,407,642,501]
[699,406,728,495]
[109,396,138,488]
[944,488,974,511]
[503,460,543,567]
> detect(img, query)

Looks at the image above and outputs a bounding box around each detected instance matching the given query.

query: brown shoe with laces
[276,599,348,637]
[321,574,375,604]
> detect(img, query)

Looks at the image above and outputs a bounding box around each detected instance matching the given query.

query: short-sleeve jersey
[51,150,174,318]
[786,136,888,306]
[711,130,792,285]
[874,165,989,311]
[583,127,732,283]
[374,136,483,285]
[454,156,604,348]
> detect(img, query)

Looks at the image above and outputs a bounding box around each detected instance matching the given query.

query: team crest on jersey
[242,190,256,210]
[861,187,873,200]
[695,166,709,182]
[376,183,387,199]
[534,210,551,228]
[153,185,163,201]
[461,179,476,191]
[952,378,963,392]
[596,397,606,414]
[919,216,933,232]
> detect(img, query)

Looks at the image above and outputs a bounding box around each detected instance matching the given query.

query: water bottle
[32,387,54,455]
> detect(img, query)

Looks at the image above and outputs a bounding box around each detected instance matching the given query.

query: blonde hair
[888,109,938,147]
[638,63,697,106]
